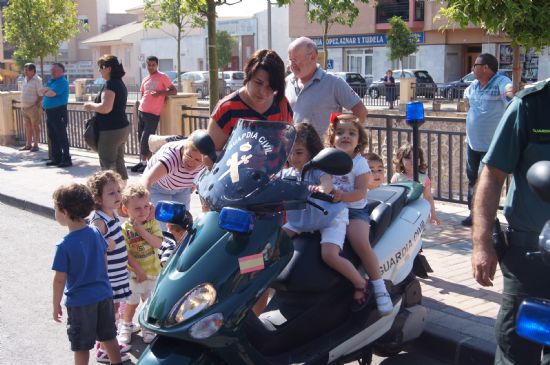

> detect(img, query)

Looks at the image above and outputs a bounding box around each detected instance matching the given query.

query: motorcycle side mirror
[192,130,217,164]
[301,148,353,180]
[527,161,550,203]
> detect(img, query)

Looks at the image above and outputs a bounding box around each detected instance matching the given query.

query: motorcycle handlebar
[310,192,335,203]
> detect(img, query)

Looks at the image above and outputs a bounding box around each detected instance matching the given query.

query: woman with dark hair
[207,49,293,150]
[84,55,130,182]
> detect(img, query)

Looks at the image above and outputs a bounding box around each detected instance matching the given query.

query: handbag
[83,116,99,151]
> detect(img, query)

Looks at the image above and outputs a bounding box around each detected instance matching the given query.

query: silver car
[219,71,245,94]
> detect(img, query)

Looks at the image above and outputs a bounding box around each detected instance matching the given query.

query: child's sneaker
[375,292,393,316]
[119,342,132,353]
[95,348,130,363]
[117,322,134,344]
[142,329,156,344]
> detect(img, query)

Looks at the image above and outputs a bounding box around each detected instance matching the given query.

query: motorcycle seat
[272,185,409,293]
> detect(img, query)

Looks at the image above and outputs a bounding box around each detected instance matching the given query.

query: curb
[0,192,54,219]
[415,322,495,365]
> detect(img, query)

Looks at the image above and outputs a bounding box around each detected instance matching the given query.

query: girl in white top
[325,113,392,315]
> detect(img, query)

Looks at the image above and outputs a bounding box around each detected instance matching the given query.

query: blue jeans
[45,105,71,163]
[149,183,192,231]
[465,145,486,210]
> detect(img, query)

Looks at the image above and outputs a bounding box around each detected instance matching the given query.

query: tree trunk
[207,0,218,112]
[40,56,45,81]
[177,27,182,92]
[512,45,521,92]
[323,20,329,70]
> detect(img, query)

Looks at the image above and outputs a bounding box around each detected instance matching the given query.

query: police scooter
[514,161,550,345]
[138,120,432,364]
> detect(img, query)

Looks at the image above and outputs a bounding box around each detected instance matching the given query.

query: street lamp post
[267,0,272,49]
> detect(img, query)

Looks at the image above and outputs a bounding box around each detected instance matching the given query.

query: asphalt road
[0,202,450,365]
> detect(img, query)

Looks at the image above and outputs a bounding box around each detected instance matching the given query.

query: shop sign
[311,32,424,48]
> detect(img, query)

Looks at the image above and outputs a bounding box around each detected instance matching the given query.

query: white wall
[373,47,391,80]
[141,35,206,76]
[538,48,550,80]
[417,44,446,83]
[444,45,463,82]
[255,5,290,60]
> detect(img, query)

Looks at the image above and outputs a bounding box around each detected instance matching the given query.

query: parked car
[441,72,475,99]
[219,71,245,94]
[173,71,226,99]
[328,72,368,97]
[368,69,437,99]
[161,70,178,82]
[86,77,105,95]
[362,74,374,87]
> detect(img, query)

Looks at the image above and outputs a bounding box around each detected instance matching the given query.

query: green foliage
[3,0,82,77]
[143,0,205,90]
[216,30,236,71]
[387,16,418,72]
[278,0,370,69]
[438,0,550,50]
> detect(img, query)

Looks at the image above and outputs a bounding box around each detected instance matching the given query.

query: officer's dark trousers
[45,105,71,163]
[466,145,486,210]
[495,234,550,365]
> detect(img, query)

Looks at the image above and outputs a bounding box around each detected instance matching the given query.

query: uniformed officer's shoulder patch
[516,79,550,99]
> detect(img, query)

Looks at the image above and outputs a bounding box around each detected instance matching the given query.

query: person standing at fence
[41,62,71,168]
[285,37,367,137]
[19,63,43,152]
[383,69,396,109]
[84,55,130,182]
[471,80,550,365]
[461,53,512,227]
[131,56,177,173]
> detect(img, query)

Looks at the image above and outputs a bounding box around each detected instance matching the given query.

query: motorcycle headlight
[166,283,217,327]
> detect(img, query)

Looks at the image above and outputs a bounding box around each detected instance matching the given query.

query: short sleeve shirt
[332,154,371,209]
[482,83,550,232]
[464,73,511,151]
[139,71,174,116]
[211,91,293,136]
[51,226,112,307]
[145,140,204,191]
[122,219,163,277]
[286,67,362,137]
[42,76,69,109]
[94,78,129,130]
[21,74,42,107]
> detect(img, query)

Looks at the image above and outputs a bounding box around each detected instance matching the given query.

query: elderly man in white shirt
[19,63,43,152]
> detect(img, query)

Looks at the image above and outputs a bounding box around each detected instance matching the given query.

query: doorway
[464,46,481,75]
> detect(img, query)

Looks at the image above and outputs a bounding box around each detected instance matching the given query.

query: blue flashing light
[517,298,550,346]
[218,207,255,234]
[155,201,187,224]
[406,101,425,126]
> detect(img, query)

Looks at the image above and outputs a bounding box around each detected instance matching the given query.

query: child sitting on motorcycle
[391,143,440,225]
[365,152,385,190]
[119,184,164,345]
[325,113,393,315]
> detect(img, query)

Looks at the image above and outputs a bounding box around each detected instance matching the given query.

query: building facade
[287,0,550,83]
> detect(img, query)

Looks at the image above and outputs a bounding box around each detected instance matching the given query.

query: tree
[438,0,550,90]
[387,16,418,73]
[3,0,82,80]
[216,30,237,94]
[143,0,205,91]
[276,0,370,69]
[184,0,242,111]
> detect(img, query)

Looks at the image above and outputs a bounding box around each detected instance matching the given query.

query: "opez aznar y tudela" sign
[311,32,424,48]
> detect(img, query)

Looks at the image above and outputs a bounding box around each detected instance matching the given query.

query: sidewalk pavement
[0,143,499,364]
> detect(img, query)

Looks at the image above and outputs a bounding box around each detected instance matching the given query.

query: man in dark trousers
[41,62,71,167]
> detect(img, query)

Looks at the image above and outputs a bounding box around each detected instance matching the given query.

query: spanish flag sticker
[238,253,265,274]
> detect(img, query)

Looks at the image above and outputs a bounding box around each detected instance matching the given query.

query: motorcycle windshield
[196,119,297,211]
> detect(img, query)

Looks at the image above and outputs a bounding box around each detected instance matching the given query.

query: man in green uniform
[472,79,550,365]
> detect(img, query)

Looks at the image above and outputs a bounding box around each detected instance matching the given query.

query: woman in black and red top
[207,49,293,151]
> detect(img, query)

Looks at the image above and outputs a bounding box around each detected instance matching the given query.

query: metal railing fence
[12,100,141,155]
